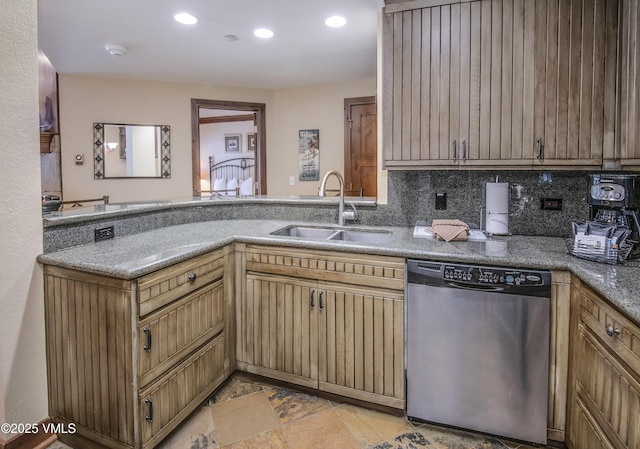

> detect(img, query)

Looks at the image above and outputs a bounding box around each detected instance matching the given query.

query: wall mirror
[93,123,170,178]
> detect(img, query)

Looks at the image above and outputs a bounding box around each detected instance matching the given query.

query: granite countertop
[42,195,377,227]
[37,219,640,325]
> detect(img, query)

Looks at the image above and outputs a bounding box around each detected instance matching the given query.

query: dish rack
[565,238,634,265]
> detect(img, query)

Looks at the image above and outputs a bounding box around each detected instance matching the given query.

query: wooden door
[344,97,377,197]
[318,282,405,409]
[619,0,640,166]
[532,0,617,167]
[243,273,319,389]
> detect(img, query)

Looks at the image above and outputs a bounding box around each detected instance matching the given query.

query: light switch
[289,176,295,186]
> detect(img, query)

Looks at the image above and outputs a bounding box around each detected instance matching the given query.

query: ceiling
[37,0,384,90]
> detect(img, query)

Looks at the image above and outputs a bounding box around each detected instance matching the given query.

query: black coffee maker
[588,174,640,242]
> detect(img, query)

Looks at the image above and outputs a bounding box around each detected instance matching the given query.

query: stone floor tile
[44,442,73,449]
[335,403,415,448]
[157,405,217,449]
[414,423,510,449]
[220,428,289,449]
[265,387,332,424]
[370,431,431,449]
[211,374,263,404]
[211,391,279,445]
[282,409,361,449]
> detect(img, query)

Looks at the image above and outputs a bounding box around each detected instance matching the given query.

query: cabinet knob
[605,324,621,337]
[188,273,197,283]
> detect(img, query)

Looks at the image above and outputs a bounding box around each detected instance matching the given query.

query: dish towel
[427,219,470,242]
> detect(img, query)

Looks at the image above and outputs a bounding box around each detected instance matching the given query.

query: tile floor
[47,373,553,449]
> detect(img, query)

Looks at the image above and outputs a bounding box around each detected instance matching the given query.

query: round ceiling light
[224,34,239,41]
[174,12,198,25]
[254,28,274,39]
[105,44,128,56]
[325,16,347,27]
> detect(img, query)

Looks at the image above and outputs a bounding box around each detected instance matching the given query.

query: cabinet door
[318,283,405,409]
[242,273,319,389]
[533,0,617,167]
[619,0,640,166]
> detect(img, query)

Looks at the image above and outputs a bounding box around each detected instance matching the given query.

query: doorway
[344,96,377,197]
[191,99,266,194]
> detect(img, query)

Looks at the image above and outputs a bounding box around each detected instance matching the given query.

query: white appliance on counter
[486,182,509,235]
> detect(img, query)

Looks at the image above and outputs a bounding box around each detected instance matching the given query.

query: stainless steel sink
[270,226,339,239]
[270,225,392,244]
[328,229,392,244]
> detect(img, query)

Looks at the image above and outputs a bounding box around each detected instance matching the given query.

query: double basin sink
[270,225,392,244]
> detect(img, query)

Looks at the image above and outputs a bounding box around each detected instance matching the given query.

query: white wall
[59,75,377,200]
[0,0,48,441]
[270,79,377,195]
[58,75,274,202]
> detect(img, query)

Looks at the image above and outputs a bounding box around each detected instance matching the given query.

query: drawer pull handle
[188,273,197,283]
[319,291,324,311]
[143,327,152,352]
[145,398,153,422]
[310,290,315,309]
[537,138,544,160]
[452,140,457,161]
[605,324,621,337]
[462,140,467,161]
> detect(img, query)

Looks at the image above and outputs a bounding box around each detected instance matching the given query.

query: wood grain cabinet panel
[43,246,234,449]
[568,281,640,449]
[619,0,640,167]
[239,246,405,408]
[383,0,616,169]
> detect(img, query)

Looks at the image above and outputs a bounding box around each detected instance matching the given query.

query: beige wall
[270,79,377,195]
[58,75,274,202]
[0,0,48,441]
[59,75,378,201]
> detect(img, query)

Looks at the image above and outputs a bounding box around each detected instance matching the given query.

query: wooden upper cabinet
[619,0,640,167]
[533,0,617,167]
[383,0,617,169]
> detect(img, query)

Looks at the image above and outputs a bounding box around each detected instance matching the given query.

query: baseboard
[0,418,56,449]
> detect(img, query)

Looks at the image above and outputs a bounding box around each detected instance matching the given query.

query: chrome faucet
[319,170,357,225]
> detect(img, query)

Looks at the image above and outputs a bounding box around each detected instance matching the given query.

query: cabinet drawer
[139,333,226,449]
[245,245,404,291]
[580,286,640,375]
[576,326,640,449]
[138,278,225,387]
[138,249,224,316]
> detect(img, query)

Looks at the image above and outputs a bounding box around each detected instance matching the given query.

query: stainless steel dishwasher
[406,260,551,445]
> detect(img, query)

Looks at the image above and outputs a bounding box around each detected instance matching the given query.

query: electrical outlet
[95,226,114,242]
[289,176,295,186]
[435,192,447,210]
[541,198,562,210]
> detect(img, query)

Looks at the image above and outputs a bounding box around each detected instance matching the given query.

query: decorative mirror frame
[93,122,171,179]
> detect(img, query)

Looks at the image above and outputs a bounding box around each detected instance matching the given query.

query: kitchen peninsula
[38,197,640,449]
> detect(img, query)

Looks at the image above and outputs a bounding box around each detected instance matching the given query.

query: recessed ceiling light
[174,12,198,25]
[254,28,274,39]
[325,16,347,27]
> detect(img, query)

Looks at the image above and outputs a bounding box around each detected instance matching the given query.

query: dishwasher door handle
[444,281,504,292]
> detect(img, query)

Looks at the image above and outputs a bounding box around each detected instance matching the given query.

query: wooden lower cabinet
[568,280,640,449]
[237,245,405,409]
[43,246,236,449]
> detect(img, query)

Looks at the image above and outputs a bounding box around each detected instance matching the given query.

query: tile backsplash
[377,170,591,237]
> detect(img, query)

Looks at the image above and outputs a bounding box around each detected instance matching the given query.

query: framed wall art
[225,134,241,153]
[247,133,256,152]
[298,129,319,181]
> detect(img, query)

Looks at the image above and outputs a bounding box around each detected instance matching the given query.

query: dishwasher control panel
[443,265,547,286]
